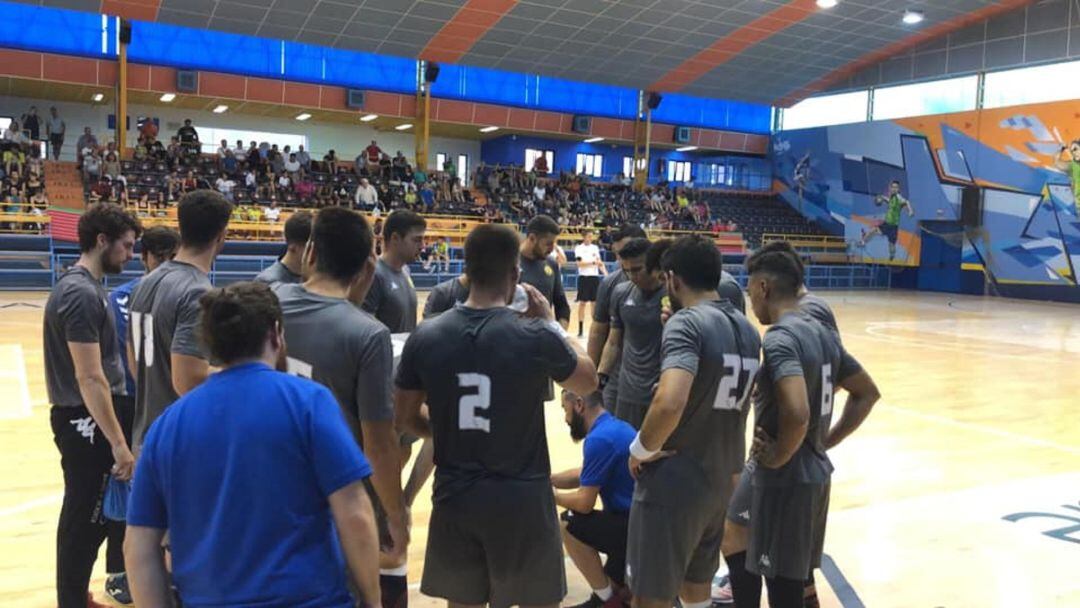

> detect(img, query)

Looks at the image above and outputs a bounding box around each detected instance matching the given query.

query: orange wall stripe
[776,0,1037,106]
[421,0,517,64]
[650,0,819,92]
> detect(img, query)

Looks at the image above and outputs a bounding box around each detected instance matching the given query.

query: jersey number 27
[713,354,760,411]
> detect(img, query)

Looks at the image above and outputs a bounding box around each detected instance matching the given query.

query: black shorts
[880,222,899,244]
[423,478,565,608]
[563,508,628,554]
[577,275,601,302]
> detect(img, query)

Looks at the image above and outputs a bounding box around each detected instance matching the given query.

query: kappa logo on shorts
[738,510,750,520]
[70,416,97,444]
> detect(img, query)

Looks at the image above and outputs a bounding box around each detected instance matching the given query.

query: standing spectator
[21,106,41,141]
[76,129,99,166]
[125,282,381,608]
[176,119,199,153]
[353,177,377,209]
[533,180,547,203]
[378,153,392,181]
[442,155,456,181]
[82,149,102,184]
[365,140,382,174]
[233,140,247,164]
[353,150,366,177]
[269,145,285,175]
[45,107,66,160]
[216,139,229,158]
[101,153,121,182]
[221,150,238,177]
[247,141,261,168]
[534,153,549,177]
[392,151,409,181]
[296,144,311,171]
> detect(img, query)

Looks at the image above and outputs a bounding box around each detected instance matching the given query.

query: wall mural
[771,99,1080,298]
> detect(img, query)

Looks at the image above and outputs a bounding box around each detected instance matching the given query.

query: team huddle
[43,190,879,608]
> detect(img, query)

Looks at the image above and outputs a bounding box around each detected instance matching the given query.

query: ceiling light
[92,93,104,102]
[584,137,604,143]
[479,126,499,133]
[902,9,924,24]
[395,123,413,131]
[160,93,176,102]
[676,145,698,152]
[296,113,312,121]
[360,113,378,122]
[816,0,838,8]
[213,105,228,113]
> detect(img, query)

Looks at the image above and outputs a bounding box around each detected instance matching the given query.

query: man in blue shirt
[125,282,382,608]
[553,390,636,608]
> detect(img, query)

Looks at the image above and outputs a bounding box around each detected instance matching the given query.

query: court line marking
[858,323,1049,361]
[821,554,865,608]
[0,344,33,419]
[0,493,62,518]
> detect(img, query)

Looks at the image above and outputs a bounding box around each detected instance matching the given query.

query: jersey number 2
[458,373,491,432]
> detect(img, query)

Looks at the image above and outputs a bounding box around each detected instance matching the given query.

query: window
[576,153,603,178]
[196,126,307,156]
[667,160,692,183]
[781,90,869,130]
[872,76,978,120]
[703,163,728,186]
[525,148,554,172]
[984,59,1080,109]
[457,154,469,186]
[622,156,647,178]
[436,153,447,169]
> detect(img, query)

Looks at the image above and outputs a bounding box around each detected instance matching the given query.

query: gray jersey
[129,260,211,449]
[275,283,393,441]
[718,270,745,315]
[754,311,861,487]
[520,255,570,322]
[43,266,126,406]
[798,292,862,379]
[253,260,300,285]
[611,281,665,425]
[362,258,417,333]
[592,268,626,324]
[423,276,470,319]
[395,306,577,502]
[661,300,762,480]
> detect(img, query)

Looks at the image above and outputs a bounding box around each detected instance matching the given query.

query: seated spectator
[166,136,183,167]
[533,181,547,202]
[263,200,281,222]
[533,154,549,176]
[29,188,48,210]
[419,182,435,211]
[244,168,257,195]
[165,170,181,201]
[284,153,301,180]
[149,137,166,161]
[82,149,102,183]
[323,149,338,174]
[215,175,236,203]
[3,120,26,143]
[247,141,261,167]
[182,170,198,194]
[378,153,392,180]
[269,145,285,175]
[3,147,25,176]
[276,173,292,197]
[296,144,311,171]
[364,140,382,174]
[403,187,418,209]
[257,166,276,200]
[87,178,112,204]
[101,152,121,181]
[414,166,428,188]
[451,177,465,205]
[295,175,315,203]
[177,118,199,152]
[75,127,98,167]
[353,177,377,209]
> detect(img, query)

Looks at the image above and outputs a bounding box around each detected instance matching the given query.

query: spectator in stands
[295,174,315,204]
[247,141,261,167]
[3,120,25,143]
[182,170,198,194]
[323,149,338,174]
[414,165,428,188]
[244,168,257,196]
[165,136,182,168]
[353,177,377,209]
[73,127,97,167]
[215,175,236,203]
[533,180,547,203]
[450,178,465,205]
[365,140,382,174]
[257,166,275,200]
[378,153,392,181]
[296,144,311,171]
[269,145,285,175]
[43,107,65,160]
[19,106,40,141]
[164,170,180,202]
[284,153,301,181]
[222,150,239,177]
[442,155,456,181]
[403,186,418,210]
[419,182,435,211]
[177,118,199,153]
[276,173,292,199]
[102,152,121,182]
[392,151,409,181]
[533,154,549,177]
[82,149,102,183]
[234,140,247,164]
[217,139,230,159]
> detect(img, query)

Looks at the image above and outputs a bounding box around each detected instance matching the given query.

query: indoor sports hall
[0,1,1077,607]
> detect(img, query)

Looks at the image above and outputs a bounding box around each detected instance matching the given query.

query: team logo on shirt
[544,265,553,276]
[390,282,399,291]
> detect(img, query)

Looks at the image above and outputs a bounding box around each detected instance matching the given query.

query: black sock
[764,575,804,608]
[724,552,762,608]
[379,574,407,608]
[578,320,584,335]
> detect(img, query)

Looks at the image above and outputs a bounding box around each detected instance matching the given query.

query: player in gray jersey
[718,269,745,314]
[588,224,647,410]
[362,210,425,333]
[43,204,141,608]
[252,210,310,285]
[720,241,878,608]
[273,207,410,608]
[395,224,598,608]
[723,245,879,608]
[423,274,470,319]
[519,215,571,328]
[625,236,761,608]
[605,238,669,428]
[128,191,232,452]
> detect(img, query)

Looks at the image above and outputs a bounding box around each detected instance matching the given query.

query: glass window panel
[872,76,978,120]
[782,90,869,130]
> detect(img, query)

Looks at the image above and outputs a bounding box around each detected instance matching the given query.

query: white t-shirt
[264,207,281,222]
[216,178,234,194]
[574,243,602,277]
[284,159,301,173]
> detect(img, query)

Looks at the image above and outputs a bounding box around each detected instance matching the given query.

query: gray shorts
[422,478,566,608]
[746,481,830,581]
[602,373,619,414]
[726,461,756,527]
[627,455,731,601]
[615,396,649,430]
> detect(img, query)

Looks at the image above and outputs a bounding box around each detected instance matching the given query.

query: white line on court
[0,493,62,518]
[0,344,33,418]
[858,324,1048,361]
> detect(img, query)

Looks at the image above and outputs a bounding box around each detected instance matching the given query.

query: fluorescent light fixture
[816,0,837,8]
[902,9,924,24]
[584,137,604,143]
[360,113,378,122]
[213,105,229,113]
[676,145,698,152]
[159,93,176,102]
[92,93,104,102]
[479,126,499,133]
[395,123,413,131]
[296,113,312,121]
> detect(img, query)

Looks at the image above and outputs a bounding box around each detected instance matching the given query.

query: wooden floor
[1,289,1078,607]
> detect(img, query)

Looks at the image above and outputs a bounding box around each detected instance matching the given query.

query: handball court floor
[0,289,1077,607]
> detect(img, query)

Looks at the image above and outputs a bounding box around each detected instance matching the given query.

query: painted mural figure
[859,180,915,262]
[1053,140,1080,216]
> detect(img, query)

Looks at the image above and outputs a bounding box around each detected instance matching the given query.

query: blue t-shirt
[580,412,636,514]
[420,188,435,209]
[109,278,138,395]
[128,363,371,608]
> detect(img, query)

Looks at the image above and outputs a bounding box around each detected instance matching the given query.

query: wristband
[629,433,658,460]
[546,319,569,339]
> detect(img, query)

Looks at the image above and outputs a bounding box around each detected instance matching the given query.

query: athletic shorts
[562,509,629,583]
[726,460,756,526]
[422,478,566,608]
[880,222,899,244]
[576,275,601,302]
[746,481,830,581]
[627,455,730,601]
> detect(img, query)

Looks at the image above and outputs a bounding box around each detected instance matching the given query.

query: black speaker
[961,186,982,228]
[346,89,365,109]
[176,70,197,93]
[424,62,440,83]
[646,92,662,110]
[119,19,132,44]
[572,115,591,134]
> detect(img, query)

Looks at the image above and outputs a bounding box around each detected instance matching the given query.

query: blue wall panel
[0,1,112,58]
[129,21,282,78]
[651,93,771,133]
